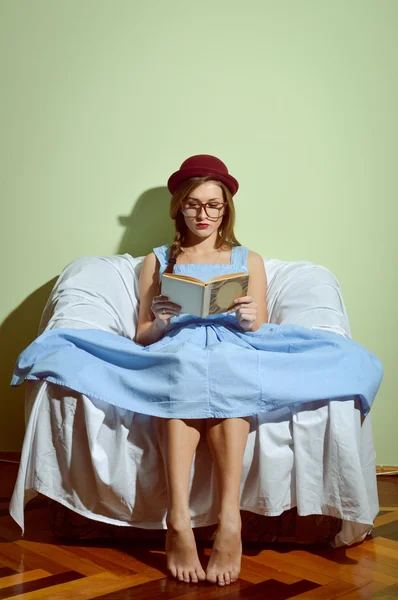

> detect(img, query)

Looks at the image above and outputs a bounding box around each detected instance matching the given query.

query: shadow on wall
[0,187,174,451]
[117,187,174,256]
[0,278,58,451]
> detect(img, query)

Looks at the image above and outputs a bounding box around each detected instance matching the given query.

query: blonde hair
[163,176,241,275]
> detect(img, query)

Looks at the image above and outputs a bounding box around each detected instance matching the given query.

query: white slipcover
[9,254,379,547]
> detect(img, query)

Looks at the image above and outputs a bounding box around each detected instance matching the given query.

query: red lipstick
[196,223,209,229]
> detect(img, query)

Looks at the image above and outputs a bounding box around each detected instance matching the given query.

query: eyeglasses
[182,201,227,219]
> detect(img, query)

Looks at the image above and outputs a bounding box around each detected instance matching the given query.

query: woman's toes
[224,572,231,585]
[189,570,198,583]
[197,569,206,582]
[177,568,184,581]
[217,573,225,586]
[206,570,217,584]
[183,569,190,582]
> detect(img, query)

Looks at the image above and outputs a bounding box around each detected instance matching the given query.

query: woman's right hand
[151,295,182,326]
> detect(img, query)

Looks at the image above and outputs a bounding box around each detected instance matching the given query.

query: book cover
[208,275,249,315]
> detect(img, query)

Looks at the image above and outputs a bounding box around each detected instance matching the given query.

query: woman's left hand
[227,296,257,331]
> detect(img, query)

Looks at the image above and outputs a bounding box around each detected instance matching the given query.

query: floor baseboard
[0,452,21,464]
[376,466,398,475]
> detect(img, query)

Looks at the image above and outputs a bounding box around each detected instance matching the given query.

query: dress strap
[153,244,170,276]
[231,245,249,270]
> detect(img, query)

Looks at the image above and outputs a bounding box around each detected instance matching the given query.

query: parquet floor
[1,462,398,599]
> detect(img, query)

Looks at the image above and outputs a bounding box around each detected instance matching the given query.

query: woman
[135,154,268,586]
[12,154,383,587]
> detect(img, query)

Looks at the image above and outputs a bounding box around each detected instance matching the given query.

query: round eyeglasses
[182,201,227,219]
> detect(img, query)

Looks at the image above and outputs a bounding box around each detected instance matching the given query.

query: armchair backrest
[39,254,351,339]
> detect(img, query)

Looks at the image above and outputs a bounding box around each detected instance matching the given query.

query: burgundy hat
[167,154,239,196]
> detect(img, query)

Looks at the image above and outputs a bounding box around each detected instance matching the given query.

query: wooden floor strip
[290,547,398,586]
[96,578,199,600]
[0,570,15,580]
[8,572,151,600]
[0,570,84,599]
[371,582,398,599]
[243,578,320,598]
[290,579,358,599]
[98,546,169,579]
[372,537,398,550]
[0,542,69,575]
[242,550,337,585]
[338,581,388,599]
[371,522,398,543]
[16,541,106,577]
[0,570,50,591]
[240,555,302,584]
[64,544,140,576]
[374,512,398,527]
[347,542,398,569]
[97,577,253,600]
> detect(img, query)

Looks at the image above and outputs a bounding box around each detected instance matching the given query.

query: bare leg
[205,417,250,586]
[156,417,206,583]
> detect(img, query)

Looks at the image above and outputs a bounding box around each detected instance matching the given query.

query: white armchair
[10,253,378,548]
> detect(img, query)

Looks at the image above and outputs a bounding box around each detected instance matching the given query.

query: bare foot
[206,514,242,586]
[166,515,206,584]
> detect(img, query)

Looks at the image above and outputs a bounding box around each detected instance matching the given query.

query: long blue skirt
[11,316,383,419]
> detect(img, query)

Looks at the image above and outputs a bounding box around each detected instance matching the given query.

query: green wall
[1,1,396,462]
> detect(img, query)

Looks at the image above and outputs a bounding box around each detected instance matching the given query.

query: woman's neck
[182,232,224,254]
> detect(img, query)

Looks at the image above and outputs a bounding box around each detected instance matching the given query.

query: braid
[157,235,183,295]
[163,234,183,275]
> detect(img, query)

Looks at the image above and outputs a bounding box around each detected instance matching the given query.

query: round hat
[167,154,239,196]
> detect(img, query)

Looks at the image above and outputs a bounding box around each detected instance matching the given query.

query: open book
[161,272,249,318]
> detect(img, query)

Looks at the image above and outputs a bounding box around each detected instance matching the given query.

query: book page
[161,276,205,316]
[207,275,249,315]
[162,273,204,285]
[208,271,247,284]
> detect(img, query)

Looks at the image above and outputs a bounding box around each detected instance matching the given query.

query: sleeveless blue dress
[11,245,383,419]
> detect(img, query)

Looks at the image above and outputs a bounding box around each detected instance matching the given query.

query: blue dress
[11,245,383,419]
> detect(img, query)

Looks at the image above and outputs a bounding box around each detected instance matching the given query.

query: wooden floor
[1,463,398,599]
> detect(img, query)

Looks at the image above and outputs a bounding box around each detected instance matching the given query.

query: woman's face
[181,181,226,241]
